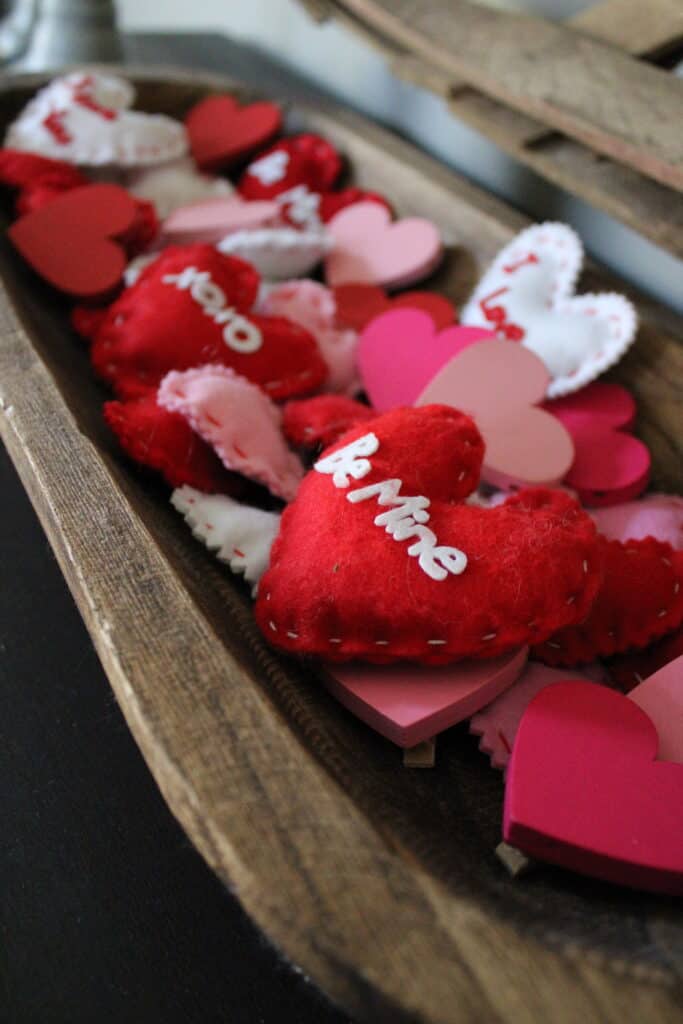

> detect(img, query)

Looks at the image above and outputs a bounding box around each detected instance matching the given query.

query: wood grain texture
[570,0,683,57]
[331,0,683,191]
[0,68,682,1024]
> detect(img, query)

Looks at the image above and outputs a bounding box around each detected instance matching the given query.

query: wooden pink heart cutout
[325,202,443,289]
[358,308,493,411]
[416,338,575,490]
[161,196,280,245]
[504,681,683,895]
[628,654,683,764]
[324,646,527,747]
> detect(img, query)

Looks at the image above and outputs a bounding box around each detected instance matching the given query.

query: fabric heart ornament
[158,365,304,501]
[8,183,138,298]
[255,405,602,664]
[334,283,456,333]
[545,382,650,506]
[417,337,575,490]
[124,156,233,220]
[606,627,683,694]
[0,147,89,214]
[461,223,637,398]
[591,493,683,549]
[217,225,331,281]
[535,536,683,666]
[237,134,342,200]
[89,244,326,400]
[161,196,280,246]
[185,94,282,171]
[504,681,683,895]
[5,71,187,167]
[283,395,376,449]
[628,654,683,764]
[325,203,443,289]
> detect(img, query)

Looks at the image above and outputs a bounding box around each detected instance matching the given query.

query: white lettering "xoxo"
[162,266,262,354]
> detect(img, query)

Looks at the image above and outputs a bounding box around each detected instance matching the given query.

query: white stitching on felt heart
[461,223,637,398]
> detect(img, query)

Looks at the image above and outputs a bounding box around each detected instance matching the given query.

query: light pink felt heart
[324,646,527,747]
[416,339,575,490]
[325,202,442,289]
[591,494,683,548]
[161,197,280,245]
[157,365,304,501]
[628,655,683,764]
[504,681,683,895]
[358,308,493,411]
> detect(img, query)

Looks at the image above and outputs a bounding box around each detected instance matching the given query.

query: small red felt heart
[89,244,327,401]
[238,134,342,200]
[535,536,683,666]
[8,183,138,298]
[606,626,683,694]
[504,681,683,895]
[186,95,282,171]
[333,283,456,332]
[256,406,602,665]
[283,395,376,449]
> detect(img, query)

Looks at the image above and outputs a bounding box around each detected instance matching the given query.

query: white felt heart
[171,486,281,594]
[5,71,187,167]
[216,226,332,281]
[124,157,233,219]
[461,222,637,398]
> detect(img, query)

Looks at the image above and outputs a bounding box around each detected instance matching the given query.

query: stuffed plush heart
[123,156,233,220]
[536,536,683,666]
[461,223,637,398]
[606,627,683,694]
[185,95,281,170]
[283,395,375,449]
[591,494,683,549]
[545,382,650,506]
[628,654,683,763]
[259,280,360,394]
[417,337,575,490]
[158,365,304,501]
[325,203,443,289]
[161,196,280,246]
[217,225,331,281]
[0,147,88,214]
[9,183,138,298]
[504,681,683,894]
[255,406,602,665]
[5,71,187,166]
[237,134,342,200]
[104,393,245,495]
[334,283,456,332]
[89,244,326,400]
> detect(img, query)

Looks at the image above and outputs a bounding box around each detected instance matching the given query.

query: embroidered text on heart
[162,265,262,353]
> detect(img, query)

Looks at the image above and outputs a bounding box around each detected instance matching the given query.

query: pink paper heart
[325,202,442,289]
[358,308,493,411]
[161,196,280,245]
[628,654,683,764]
[591,494,683,548]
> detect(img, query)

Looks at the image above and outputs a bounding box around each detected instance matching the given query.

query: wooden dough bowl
[0,68,681,1024]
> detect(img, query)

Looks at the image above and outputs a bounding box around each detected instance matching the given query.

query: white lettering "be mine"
[162,266,262,354]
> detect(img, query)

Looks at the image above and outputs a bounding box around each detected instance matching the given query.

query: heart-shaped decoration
[161,196,280,246]
[606,627,683,694]
[417,338,575,490]
[535,536,683,665]
[283,395,376,449]
[461,223,637,398]
[255,406,601,664]
[217,225,331,281]
[124,155,233,220]
[591,493,683,548]
[186,94,282,170]
[158,365,304,501]
[504,681,683,894]
[238,134,342,199]
[628,655,683,764]
[325,202,443,289]
[9,183,138,298]
[5,71,187,166]
[545,382,650,506]
[89,244,326,400]
[0,148,89,217]
[324,646,527,748]
[333,283,456,332]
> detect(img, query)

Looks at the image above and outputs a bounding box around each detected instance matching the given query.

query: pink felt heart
[416,339,575,490]
[161,197,280,245]
[628,655,683,764]
[325,202,442,289]
[462,223,637,398]
[324,646,528,747]
[157,365,304,501]
[591,494,683,548]
[504,681,683,895]
[358,308,493,411]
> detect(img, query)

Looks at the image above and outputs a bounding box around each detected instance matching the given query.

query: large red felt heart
[504,681,683,894]
[185,95,282,170]
[89,244,327,401]
[256,406,602,665]
[8,183,138,298]
[535,536,683,666]
[333,283,456,332]
[237,134,342,200]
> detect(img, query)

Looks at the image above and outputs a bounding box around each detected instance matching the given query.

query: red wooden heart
[504,681,683,894]
[255,406,602,665]
[8,183,137,298]
[333,283,456,332]
[186,95,282,170]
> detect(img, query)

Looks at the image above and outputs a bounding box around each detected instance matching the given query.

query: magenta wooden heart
[324,646,527,747]
[358,308,493,411]
[325,202,442,289]
[628,654,683,764]
[504,681,683,895]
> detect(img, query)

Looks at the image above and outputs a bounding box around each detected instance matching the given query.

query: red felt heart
[535,537,683,666]
[0,148,89,192]
[237,133,342,200]
[504,681,683,894]
[104,393,245,495]
[283,394,375,449]
[186,95,282,171]
[606,626,683,694]
[8,183,138,298]
[255,406,602,665]
[89,244,327,400]
[333,283,456,332]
